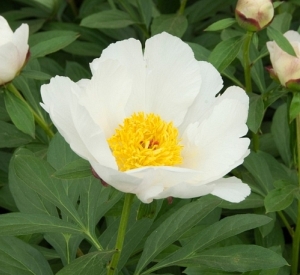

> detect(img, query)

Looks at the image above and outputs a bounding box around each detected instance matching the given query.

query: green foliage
[1,0,300,274]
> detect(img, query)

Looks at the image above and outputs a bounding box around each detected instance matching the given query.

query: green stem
[107,194,135,275]
[277,210,294,238]
[6,83,54,138]
[292,114,300,275]
[243,31,260,151]
[178,0,188,15]
[243,31,253,94]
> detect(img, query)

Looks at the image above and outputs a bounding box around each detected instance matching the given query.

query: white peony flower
[235,0,274,31]
[0,16,29,85]
[41,32,251,204]
[267,30,300,91]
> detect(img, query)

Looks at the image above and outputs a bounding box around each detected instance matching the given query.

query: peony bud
[0,16,29,86]
[267,30,300,91]
[235,0,274,32]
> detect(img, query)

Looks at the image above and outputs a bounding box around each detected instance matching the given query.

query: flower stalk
[243,31,259,151]
[243,31,253,94]
[107,193,135,275]
[292,114,300,275]
[6,83,54,138]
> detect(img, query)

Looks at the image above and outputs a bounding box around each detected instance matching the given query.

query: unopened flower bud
[235,0,274,32]
[267,30,300,92]
[0,16,29,85]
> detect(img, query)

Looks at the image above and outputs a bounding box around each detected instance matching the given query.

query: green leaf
[135,196,221,274]
[208,36,244,72]
[137,0,152,28]
[267,26,297,57]
[12,153,84,228]
[270,12,292,33]
[220,193,264,209]
[63,41,104,57]
[247,94,264,133]
[205,18,236,31]
[52,158,91,179]
[184,245,287,272]
[243,152,274,194]
[264,185,297,212]
[56,251,114,275]
[9,149,59,216]
[137,200,158,220]
[0,236,53,275]
[21,69,52,80]
[0,121,32,148]
[145,214,272,274]
[30,31,79,58]
[0,213,83,236]
[188,42,210,61]
[250,43,266,93]
[78,179,123,230]
[81,10,135,29]
[4,91,35,138]
[151,15,188,38]
[289,92,300,122]
[65,61,91,82]
[271,103,292,167]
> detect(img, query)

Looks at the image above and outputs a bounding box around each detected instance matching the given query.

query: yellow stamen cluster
[107,112,183,171]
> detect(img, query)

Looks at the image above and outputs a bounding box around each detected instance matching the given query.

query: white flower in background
[41,32,250,204]
[0,16,29,85]
[235,0,274,31]
[267,30,300,91]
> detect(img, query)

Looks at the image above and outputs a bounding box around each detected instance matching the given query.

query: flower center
[107,112,183,171]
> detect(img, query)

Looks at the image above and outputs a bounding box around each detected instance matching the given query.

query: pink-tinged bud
[265,66,279,83]
[0,16,29,86]
[235,0,274,32]
[267,30,300,92]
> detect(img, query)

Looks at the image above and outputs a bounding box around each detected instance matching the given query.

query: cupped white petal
[268,40,300,85]
[71,102,118,170]
[12,23,29,67]
[284,30,300,44]
[181,86,250,183]
[80,59,132,138]
[208,176,251,202]
[126,166,205,203]
[143,32,201,126]
[90,160,142,193]
[0,16,13,46]
[41,76,94,160]
[90,38,147,114]
[0,43,20,84]
[179,61,223,132]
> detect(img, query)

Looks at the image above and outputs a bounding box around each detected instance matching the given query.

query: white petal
[12,23,29,67]
[181,86,250,183]
[90,160,141,193]
[0,16,13,46]
[284,30,300,43]
[179,61,223,132]
[0,43,20,84]
[127,166,206,202]
[41,76,93,160]
[71,102,118,170]
[90,38,147,114]
[81,59,132,138]
[209,177,251,202]
[143,32,201,126]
